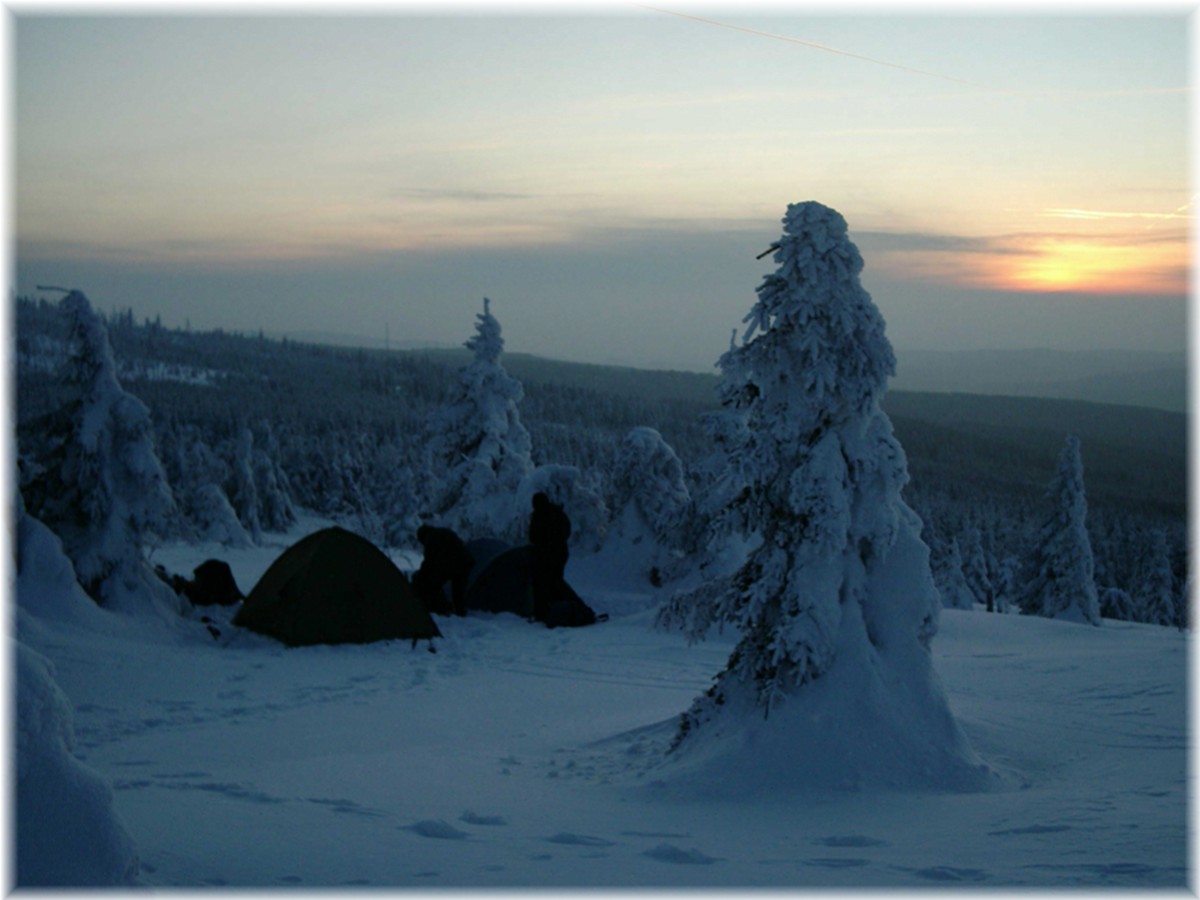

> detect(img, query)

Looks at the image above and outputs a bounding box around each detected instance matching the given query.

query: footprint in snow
[813,834,891,848]
[642,843,719,865]
[805,857,871,869]
[461,810,508,826]
[621,830,691,839]
[307,797,389,818]
[407,820,470,840]
[914,866,988,882]
[988,824,1070,836]
[546,832,615,847]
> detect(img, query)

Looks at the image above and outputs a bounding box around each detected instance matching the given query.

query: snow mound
[16,513,114,629]
[648,647,1000,797]
[15,641,141,887]
[16,511,201,644]
[650,525,1003,798]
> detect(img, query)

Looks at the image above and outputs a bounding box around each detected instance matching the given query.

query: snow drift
[15,641,140,887]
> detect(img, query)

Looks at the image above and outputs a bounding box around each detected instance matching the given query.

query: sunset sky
[12,5,1192,370]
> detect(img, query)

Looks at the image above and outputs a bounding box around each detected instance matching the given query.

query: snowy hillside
[12,216,1189,892]
[15,514,1188,889]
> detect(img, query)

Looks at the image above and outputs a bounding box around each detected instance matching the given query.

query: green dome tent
[234,527,440,647]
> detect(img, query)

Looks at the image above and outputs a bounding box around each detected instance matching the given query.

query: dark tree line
[13,294,1188,626]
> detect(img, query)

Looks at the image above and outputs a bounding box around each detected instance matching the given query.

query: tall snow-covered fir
[657,202,984,792]
[1016,435,1101,626]
[424,298,534,541]
[19,290,180,617]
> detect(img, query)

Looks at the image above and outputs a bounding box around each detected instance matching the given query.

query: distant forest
[13,296,1189,620]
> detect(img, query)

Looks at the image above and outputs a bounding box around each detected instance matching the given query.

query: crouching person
[413,525,473,616]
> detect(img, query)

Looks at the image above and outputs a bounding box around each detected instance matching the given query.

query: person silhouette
[528,492,570,623]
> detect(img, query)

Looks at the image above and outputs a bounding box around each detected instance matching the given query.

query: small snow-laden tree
[992,555,1019,614]
[1137,528,1176,626]
[332,444,385,544]
[21,291,182,617]
[1099,585,1136,621]
[934,536,977,611]
[655,203,984,793]
[161,425,252,548]
[226,429,262,542]
[250,421,296,533]
[1176,575,1191,631]
[425,298,534,541]
[517,464,609,552]
[604,426,693,578]
[1015,435,1101,626]
[960,527,995,612]
[379,463,424,549]
[224,426,262,540]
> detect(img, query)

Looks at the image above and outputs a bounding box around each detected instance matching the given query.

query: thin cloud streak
[389,186,537,203]
[637,5,986,88]
[1041,208,1194,221]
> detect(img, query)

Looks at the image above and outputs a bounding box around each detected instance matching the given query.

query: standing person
[413,525,474,616]
[528,492,570,623]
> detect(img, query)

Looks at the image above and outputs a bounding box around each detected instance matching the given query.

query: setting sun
[981,233,1188,295]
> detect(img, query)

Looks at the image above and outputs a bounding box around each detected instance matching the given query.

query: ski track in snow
[22,528,1189,890]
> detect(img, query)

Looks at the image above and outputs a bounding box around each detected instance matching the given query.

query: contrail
[638,5,984,88]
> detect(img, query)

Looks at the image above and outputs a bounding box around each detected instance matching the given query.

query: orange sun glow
[982,234,1189,295]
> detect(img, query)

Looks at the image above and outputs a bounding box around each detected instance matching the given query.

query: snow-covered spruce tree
[1137,528,1176,626]
[992,554,1019,614]
[425,298,534,541]
[158,423,252,547]
[604,426,693,579]
[1015,435,1100,625]
[656,202,985,793]
[934,536,977,610]
[250,421,296,533]
[379,462,423,549]
[224,426,261,540]
[960,526,996,612]
[21,290,181,617]
[1099,585,1136,622]
[1176,575,1191,631]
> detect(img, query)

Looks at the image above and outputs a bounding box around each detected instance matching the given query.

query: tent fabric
[234,527,440,646]
[464,545,535,617]
[463,538,511,588]
[463,543,604,627]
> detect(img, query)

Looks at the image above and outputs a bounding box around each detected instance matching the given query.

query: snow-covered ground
[15,514,1190,889]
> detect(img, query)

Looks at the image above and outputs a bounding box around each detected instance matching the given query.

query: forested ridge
[14,295,1188,623]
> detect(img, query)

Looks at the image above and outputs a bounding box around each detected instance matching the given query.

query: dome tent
[463,543,602,627]
[234,527,440,647]
[464,545,535,617]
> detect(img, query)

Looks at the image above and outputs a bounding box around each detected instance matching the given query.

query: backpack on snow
[543,583,608,628]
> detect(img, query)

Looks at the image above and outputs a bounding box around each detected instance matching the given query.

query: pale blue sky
[13,8,1192,369]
